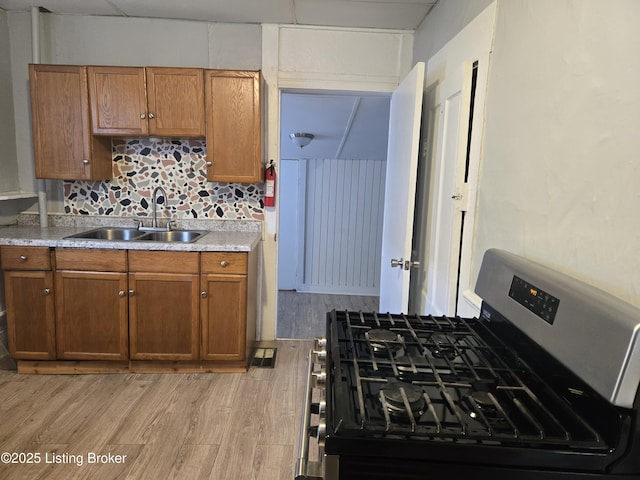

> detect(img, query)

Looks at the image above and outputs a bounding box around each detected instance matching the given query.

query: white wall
[414,0,494,62]
[414,0,640,308]
[0,11,18,193]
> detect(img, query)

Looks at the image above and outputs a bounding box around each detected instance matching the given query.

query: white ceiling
[0,0,439,30]
[280,92,391,161]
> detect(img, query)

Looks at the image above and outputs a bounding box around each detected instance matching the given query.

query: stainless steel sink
[64,227,208,243]
[138,230,208,243]
[65,227,148,241]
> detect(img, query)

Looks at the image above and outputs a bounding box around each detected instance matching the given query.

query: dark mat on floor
[250,347,278,368]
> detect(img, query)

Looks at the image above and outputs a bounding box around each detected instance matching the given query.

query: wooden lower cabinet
[1,246,55,360]
[200,251,257,363]
[200,273,247,361]
[3,246,258,373]
[55,249,129,361]
[128,251,200,361]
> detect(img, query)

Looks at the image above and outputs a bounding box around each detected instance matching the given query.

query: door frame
[412,2,497,317]
[277,89,390,297]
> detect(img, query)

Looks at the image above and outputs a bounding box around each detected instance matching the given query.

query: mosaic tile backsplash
[64,139,264,221]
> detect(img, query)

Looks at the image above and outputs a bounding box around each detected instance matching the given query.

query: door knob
[390,258,404,268]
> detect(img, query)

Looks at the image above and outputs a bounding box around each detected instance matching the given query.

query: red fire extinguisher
[264,160,276,207]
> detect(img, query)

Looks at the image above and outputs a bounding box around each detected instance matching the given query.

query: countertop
[0,216,262,252]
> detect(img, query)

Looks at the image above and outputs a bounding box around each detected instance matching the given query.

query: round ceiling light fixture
[289,132,314,148]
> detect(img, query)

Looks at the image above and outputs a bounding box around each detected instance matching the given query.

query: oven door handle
[295,350,323,480]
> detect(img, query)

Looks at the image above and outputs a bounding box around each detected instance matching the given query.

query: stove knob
[312,349,327,363]
[314,337,327,350]
[308,423,327,448]
[317,421,327,448]
[312,370,326,387]
[311,400,326,415]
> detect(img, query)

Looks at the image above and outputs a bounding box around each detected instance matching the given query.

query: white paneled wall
[301,158,385,295]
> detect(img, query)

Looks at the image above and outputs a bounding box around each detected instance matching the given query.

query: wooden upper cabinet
[146,67,205,137]
[88,66,204,137]
[205,70,263,183]
[88,66,148,136]
[29,64,112,180]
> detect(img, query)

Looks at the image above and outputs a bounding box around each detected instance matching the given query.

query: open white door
[378,63,425,313]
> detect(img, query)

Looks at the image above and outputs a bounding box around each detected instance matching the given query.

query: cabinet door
[88,66,148,136]
[55,271,128,361]
[205,70,263,182]
[4,271,55,360]
[129,272,199,360]
[146,67,205,137]
[29,64,112,180]
[200,273,247,361]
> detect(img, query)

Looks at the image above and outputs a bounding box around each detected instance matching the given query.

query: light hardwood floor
[0,340,312,480]
[277,291,379,339]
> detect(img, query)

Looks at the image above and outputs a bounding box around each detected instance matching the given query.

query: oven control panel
[509,275,560,324]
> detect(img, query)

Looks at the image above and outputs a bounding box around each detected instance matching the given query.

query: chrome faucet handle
[167,220,177,231]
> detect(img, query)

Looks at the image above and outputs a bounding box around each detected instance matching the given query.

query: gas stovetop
[318,250,640,477]
[327,309,613,448]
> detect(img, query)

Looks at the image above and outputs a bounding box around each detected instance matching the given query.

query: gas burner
[463,390,503,421]
[428,333,458,359]
[367,329,402,357]
[380,381,426,419]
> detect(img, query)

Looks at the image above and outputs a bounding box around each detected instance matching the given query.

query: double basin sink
[64,227,209,244]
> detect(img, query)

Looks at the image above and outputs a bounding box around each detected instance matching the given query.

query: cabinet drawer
[1,246,51,270]
[201,252,247,274]
[56,249,127,272]
[128,251,199,274]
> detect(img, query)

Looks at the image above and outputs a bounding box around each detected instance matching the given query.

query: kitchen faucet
[138,185,174,231]
[151,186,166,228]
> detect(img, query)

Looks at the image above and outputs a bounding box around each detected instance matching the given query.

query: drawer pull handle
[44,288,51,296]
[220,260,228,268]
[201,291,208,298]
[19,255,27,262]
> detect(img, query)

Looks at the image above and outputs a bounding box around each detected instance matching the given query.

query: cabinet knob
[148,113,155,119]
[82,159,89,165]
[140,113,146,119]
[19,255,27,262]
[44,288,51,296]
[118,290,126,297]
[201,291,208,298]
[128,290,135,297]
[220,260,228,268]
[205,161,212,167]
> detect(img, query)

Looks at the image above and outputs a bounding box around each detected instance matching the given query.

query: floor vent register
[250,347,277,368]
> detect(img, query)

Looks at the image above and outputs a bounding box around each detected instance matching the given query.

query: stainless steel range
[296,249,640,479]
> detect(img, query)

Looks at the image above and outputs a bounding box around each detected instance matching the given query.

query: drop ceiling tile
[112,0,294,23]
[295,0,434,30]
[0,0,123,16]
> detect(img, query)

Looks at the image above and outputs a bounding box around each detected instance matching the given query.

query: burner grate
[330,311,606,449]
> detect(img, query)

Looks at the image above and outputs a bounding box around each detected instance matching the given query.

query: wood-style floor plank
[0,340,312,480]
[277,290,378,338]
